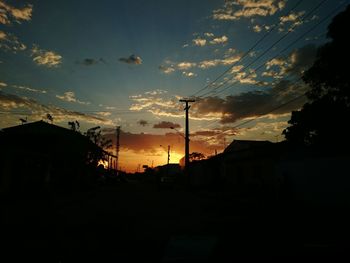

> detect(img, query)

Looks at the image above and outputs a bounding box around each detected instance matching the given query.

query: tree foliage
[84,126,112,166]
[189,152,206,161]
[283,5,350,148]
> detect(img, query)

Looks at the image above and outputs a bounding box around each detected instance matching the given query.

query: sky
[1,0,349,172]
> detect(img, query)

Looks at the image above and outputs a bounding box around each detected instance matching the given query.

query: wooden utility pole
[179,99,195,170]
[167,145,170,165]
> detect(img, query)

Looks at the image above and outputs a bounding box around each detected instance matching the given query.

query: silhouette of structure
[179,99,195,170]
[0,121,115,193]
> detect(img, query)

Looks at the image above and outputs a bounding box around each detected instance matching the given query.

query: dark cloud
[153,121,181,129]
[287,44,318,76]
[119,54,142,65]
[193,79,307,124]
[190,44,318,124]
[137,119,149,127]
[77,58,106,66]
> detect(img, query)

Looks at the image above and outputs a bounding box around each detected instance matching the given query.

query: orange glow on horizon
[118,148,184,173]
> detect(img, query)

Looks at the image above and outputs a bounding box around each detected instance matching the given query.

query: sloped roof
[223,139,273,154]
[1,120,96,152]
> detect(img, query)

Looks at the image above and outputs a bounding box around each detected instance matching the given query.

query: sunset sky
[1,0,348,172]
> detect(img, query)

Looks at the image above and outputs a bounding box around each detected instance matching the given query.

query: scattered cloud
[209,35,228,45]
[0,81,7,87]
[177,61,197,70]
[279,11,305,32]
[96,111,111,117]
[182,71,197,78]
[0,0,33,25]
[192,37,207,47]
[12,85,47,94]
[0,91,112,126]
[213,0,286,21]
[56,91,90,105]
[119,54,142,65]
[145,89,168,96]
[0,30,26,52]
[253,25,262,32]
[262,44,318,79]
[153,121,181,129]
[198,54,241,69]
[31,45,62,68]
[159,65,175,74]
[204,32,214,37]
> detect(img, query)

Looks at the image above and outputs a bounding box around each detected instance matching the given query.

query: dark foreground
[1,181,349,262]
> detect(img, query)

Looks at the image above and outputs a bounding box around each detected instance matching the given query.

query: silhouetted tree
[85,126,112,166]
[283,5,350,149]
[68,120,81,132]
[189,152,206,161]
[46,113,53,124]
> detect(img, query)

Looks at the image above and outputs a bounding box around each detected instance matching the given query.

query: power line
[190,0,305,98]
[196,0,329,99]
[201,0,345,99]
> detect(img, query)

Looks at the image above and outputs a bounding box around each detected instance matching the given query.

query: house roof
[0,120,97,152]
[223,139,273,154]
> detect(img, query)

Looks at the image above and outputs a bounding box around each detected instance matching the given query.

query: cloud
[262,44,318,79]
[287,44,317,76]
[198,54,241,69]
[0,91,113,126]
[119,54,142,65]
[93,111,111,117]
[182,71,197,78]
[31,45,62,68]
[191,78,307,124]
[0,81,7,87]
[192,38,207,47]
[129,90,184,118]
[159,65,175,74]
[145,89,167,96]
[0,30,26,52]
[177,62,197,70]
[209,35,228,45]
[204,32,214,37]
[77,58,106,66]
[12,85,47,94]
[56,91,90,105]
[153,121,181,129]
[0,0,33,25]
[253,25,262,32]
[137,119,149,127]
[213,0,286,21]
[279,11,305,31]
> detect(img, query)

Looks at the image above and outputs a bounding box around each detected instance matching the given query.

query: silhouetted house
[0,121,101,193]
[189,140,283,197]
[189,154,223,187]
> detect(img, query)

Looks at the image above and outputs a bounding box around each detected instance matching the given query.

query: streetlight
[170,126,185,139]
[160,144,170,165]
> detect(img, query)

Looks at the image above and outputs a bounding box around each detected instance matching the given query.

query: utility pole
[116,126,121,174]
[167,145,170,165]
[179,98,195,170]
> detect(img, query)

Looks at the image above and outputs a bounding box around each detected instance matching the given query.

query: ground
[1,180,349,262]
